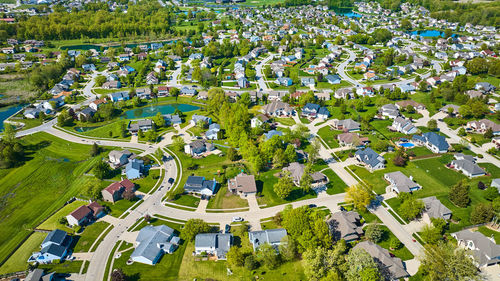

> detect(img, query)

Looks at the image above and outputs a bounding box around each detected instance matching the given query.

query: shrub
[365,224,384,243]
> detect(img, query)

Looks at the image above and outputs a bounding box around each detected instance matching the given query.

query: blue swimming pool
[399,143,415,148]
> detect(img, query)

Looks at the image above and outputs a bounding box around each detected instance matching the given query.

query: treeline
[0,2,175,41]
[283,0,353,8]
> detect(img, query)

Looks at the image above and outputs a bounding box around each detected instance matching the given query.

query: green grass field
[37,200,88,231]
[0,232,46,274]
[377,226,414,261]
[73,221,111,252]
[317,126,341,149]
[0,132,104,267]
[206,186,249,209]
[323,168,349,194]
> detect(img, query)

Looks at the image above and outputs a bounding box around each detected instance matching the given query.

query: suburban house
[191,114,212,126]
[301,103,330,119]
[184,176,217,196]
[228,173,258,197]
[89,99,107,111]
[326,211,364,242]
[384,171,421,193]
[450,155,486,178]
[261,101,295,117]
[275,77,293,86]
[355,148,385,171]
[334,119,360,132]
[354,241,410,280]
[184,140,215,157]
[413,132,449,153]
[125,158,144,180]
[28,229,72,264]
[131,225,180,265]
[325,74,341,84]
[128,119,154,134]
[108,150,133,167]
[251,114,270,128]
[440,104,460,115]
[205,123,221,140]
[421,196,452,221]
[466,119,500,136]
[395,100,426,111]
[451,230,500,267]
[77,107,96,121]
[101,179,136,203]
[492,178,500,193]
[108,91,129,102]
[337,132,369,148]
[164,114,182,126]
[379,104,400,119]
[194,233,233,260]
[248,229,288,252]
[25,269,55,281]
[264,129,283,140]
[66,201,104,227]
[391,117,417,134]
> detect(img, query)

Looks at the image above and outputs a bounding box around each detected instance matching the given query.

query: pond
[0,104,23,131]
[74,126,102,132]
[334,8,362,18]
[122,103,199,119]
[410,30,457,38]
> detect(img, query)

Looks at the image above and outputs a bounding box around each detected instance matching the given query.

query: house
[326,211,363,242]
[90,99,107,111]
[101,179,136,203]
[251,114,270,128]
[282,162,305,186]
[452,230,500,267]
[237,77,250,88]
[318,107,330,119]
[325,74,341,84]
[275,77,293,86]
[301,77,315,87]
[413,132,449,153]
[24,107,41,119]
[66,202,104,227]
[337,132,369,148]
[248,229,288,252]
[131,225,179,265]
[108,91,129,102]
[82,64,96,72]
[191,114,212,126]
[126,158,144,179]
[395,100,425,111]
[108,150,133,166]
[475,82,496,93]
[194,233,232,260]
[421,196,452,221]
[228,173,257,197]
[302,103,321,118]
[380,104,400,119]
[450,158,486,178]
[77,107,96,121]
[261,101,295,116]
[392,117,417,134]
[164,114,182,126]
[25,269,55,281]
[334,119,360,132]
[467,119,500,135]
[180,87,197,96]
[205,123,221,140]
[184,140,214,156]
[158,86,170,96]
[355,148,385,171]
[128,119,154,134]
[102,81,121,89]
[354,241,410,280]
[492,178,500,193]
[440,104,460,115]
[335,88,353,99]
[184,176,217,196]
[28,229,72,264]
[264,130,283,140]
[384,171,420,193]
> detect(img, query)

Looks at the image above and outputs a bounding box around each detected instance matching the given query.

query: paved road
[337,48,362,87]
[255,53,274,92]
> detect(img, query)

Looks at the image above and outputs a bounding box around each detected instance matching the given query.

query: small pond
[410,30,457,38]
[0,104,23,131]
[122,103,199,119]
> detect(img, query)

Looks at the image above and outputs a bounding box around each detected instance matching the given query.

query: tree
[2,124,16,143]
[226,246,245,268]
[278,235,296,262]
[244,255,258,270]
[284,144,297,163]
[180,219,211,241]
[111,269,126,281]
[274,171,294,199]
[427,119,437,131]
[421,242,481,281]
[303,242,347,281]
[419,81,429,92]
[90,143,101,157]
[172,136,186,152]
[83,178,102,200]
[306,137,321,164]
[449,180,470,208]
[272,148,286,168]
[485,184,499,201]
[299,166,313,194]
[346,247,380,281]
[365,224,384,243]
[390,238,402,250]
[256,243,280,269]
[399,196,424,221]
[152,112,165,128]
[401,18,412,31]
[458,127,466,136]
[227,147,238,161]
[421,224,442,244]
[470,203,494,225]
[345,184,375,211]
[93,160,111,179]
[95,75,107,87]
[484,128,494,139]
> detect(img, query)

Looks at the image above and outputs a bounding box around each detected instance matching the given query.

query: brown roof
[229,173,257,193]
[396,100,423,108]
[70,205,92,221]
[87,201,104,215]
[92,99,107,105]
[120,179,135,191]
[104,182,123,195]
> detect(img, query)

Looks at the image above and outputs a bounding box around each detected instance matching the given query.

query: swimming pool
[399,143,415,148]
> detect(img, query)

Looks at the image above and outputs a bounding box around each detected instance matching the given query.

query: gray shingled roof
[248,229,287,251]
[354,241,409,280]
[421,196,452,219]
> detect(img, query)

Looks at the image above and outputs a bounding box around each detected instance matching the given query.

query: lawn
[377,226,414,261]
[39,260,83,274]
[0,132,105,264]
[133,168,162,194]
[206,186,249,210]
[73,221,111,252]
[37,200,88,231]
[100,198,137,218]
[477,226,500,244]
[0,74,36,104]
[0,232,46,275]
[323,168,349,194]
[70,120,132,140]
[275,117,296,126]
[317,126,341,149]
[111,221,185,281]
[256,169,317,208]
[171,194,200,208]
[177,242,306,281]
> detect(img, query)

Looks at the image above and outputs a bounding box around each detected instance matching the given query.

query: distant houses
[194,233,233,260]
[131,225,180,265]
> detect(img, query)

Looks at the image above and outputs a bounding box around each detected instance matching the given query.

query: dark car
[225,224,231,233]
[308,204,317,208]
[168,178,174,184]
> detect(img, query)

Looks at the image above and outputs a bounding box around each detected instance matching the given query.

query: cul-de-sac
[0,0,499,280]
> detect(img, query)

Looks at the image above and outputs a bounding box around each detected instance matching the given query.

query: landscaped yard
[0,132,106,264]
[171,194,200,208]
[317,126,341,148]
[37,200,88,232]
[73,221,111,252]
[322,168,349,194]
[39,260,84,274]
[0,232,46,274]
[275,117,296,126]
[377,225,414,261]
[206,186,249,210]
[133,168,162,194]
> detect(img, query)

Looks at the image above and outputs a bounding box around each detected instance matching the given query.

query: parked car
[168,178,174,184]
[224,224,231,233]
[231,216,244,222]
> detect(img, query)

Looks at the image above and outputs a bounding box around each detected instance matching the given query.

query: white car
[231,216,243,222]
